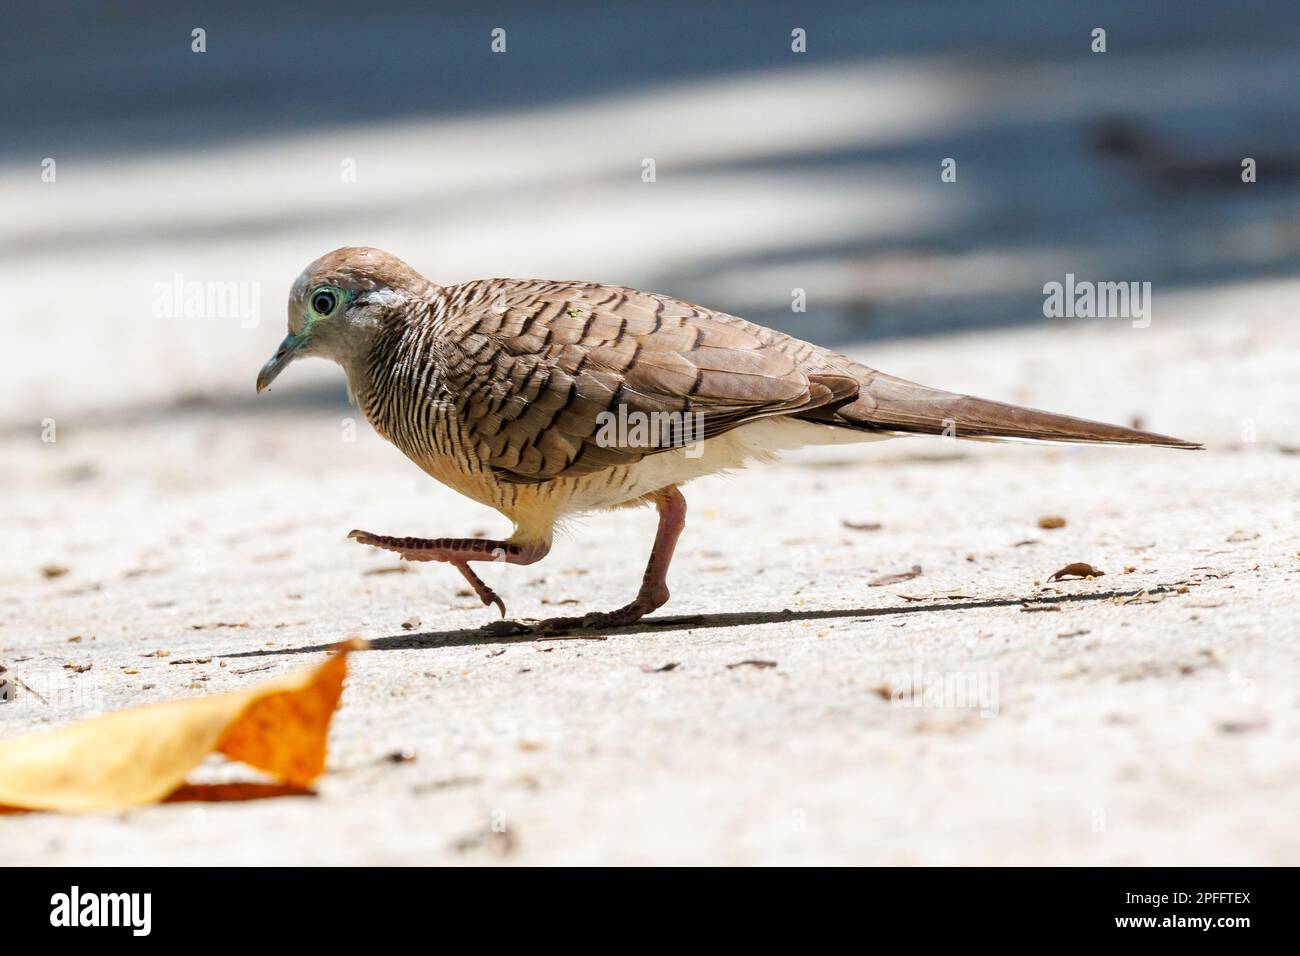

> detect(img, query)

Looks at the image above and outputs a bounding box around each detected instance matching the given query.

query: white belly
[564,418,892,513]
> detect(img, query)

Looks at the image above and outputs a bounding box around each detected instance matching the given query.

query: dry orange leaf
[0,640,362,813]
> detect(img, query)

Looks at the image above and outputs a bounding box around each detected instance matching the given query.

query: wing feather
[438,281,854,482]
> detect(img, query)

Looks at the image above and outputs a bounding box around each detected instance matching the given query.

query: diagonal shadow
[221,582,1191,659]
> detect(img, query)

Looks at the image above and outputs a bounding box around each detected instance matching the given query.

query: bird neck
[344,290,446,428]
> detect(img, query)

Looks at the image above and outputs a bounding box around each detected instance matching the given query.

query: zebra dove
[257,247,1199,628]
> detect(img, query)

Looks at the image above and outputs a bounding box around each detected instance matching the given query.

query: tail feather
[815,370,1201,449]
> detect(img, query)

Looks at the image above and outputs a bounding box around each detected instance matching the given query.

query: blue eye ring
[310,288,339,316]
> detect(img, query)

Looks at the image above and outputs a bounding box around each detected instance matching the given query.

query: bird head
[256,246,432,393]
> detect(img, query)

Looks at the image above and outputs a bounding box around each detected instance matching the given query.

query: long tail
[811,369,1201,449]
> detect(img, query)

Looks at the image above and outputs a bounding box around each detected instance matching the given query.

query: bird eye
[311,289,338,316]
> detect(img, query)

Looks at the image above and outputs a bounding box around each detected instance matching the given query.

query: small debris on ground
[231,663,274,675]
[1218,720,1267,734]
[412,776,481,794]
[0,664,45,703]
[869,565,922,587]
[842,519,883,532]
[1049,562,1105,581]
[451,826,516,857]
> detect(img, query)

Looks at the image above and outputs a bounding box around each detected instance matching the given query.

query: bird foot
[533,599,659,634]
[455,565,506,617]
[348,528,513,616]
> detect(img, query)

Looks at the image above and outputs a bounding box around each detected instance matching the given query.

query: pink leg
[541,487,687,630]
[347,531,549,617]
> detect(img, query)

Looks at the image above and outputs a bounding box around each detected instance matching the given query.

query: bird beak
[256,331,309,393]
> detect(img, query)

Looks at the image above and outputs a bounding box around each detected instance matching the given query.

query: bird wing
[437,280,860,482]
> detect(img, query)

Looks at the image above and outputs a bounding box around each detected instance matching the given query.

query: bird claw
[480,587,507,618]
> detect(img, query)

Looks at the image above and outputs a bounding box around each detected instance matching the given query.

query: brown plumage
[257,247,1200,628]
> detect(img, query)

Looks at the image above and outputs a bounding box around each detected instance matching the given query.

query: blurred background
[2,0,1298,426]
[4,2,1300,866]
